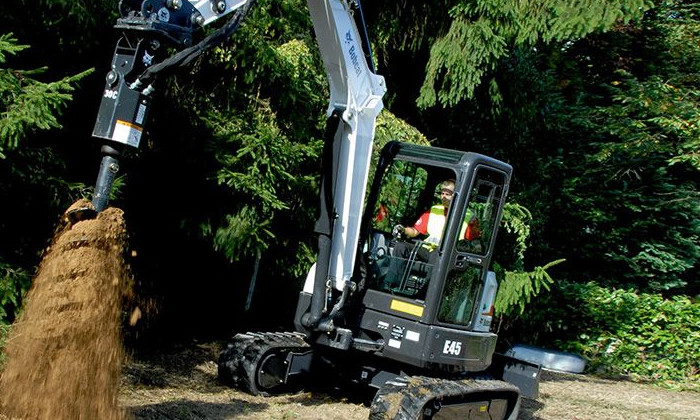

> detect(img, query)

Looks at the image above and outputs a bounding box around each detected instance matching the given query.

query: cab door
[437,165,509,328]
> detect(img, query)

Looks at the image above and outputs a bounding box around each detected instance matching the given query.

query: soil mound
[0,200,129,420]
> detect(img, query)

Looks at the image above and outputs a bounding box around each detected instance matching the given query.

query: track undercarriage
[218,332,311,396]
[369,376,519,420]
[218,332,520,420]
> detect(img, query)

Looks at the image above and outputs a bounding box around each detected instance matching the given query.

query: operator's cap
[441,180,455,194]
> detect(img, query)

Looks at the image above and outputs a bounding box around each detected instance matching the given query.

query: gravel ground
[119,342,700,420]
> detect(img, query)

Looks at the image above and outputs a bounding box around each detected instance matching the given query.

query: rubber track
[218,332,309,395]
[369,376,520,420]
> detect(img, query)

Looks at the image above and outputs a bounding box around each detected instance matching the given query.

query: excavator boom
[306,0,385,292]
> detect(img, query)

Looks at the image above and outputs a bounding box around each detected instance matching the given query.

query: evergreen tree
[417,0,653,108]
[552,1,700,293]
[0,34,90,158]
[0,33,90,324]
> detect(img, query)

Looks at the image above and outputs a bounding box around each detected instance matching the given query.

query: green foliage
[371,1,700,298]
[176,1,327,274]
[35,0,109,26]
[593,72,700,172]
[365,110,431,192]
[188,1,437,281]
[213,206,275,262]
[0,27,95,354]
[14,0,119,48]
[492,202,565,315]
[500,202,532,267]
[495,259,564,315]
[557,4,700,292]
[0,32,90,332]
[0,33,92,158]
[419,12,506,107]
[418,0,652,107]
[0,259,31,324]
[526,282,700,384]
[207,108,319,262]
[585,290,700,384]
[0,33,28,62]
[374,110,431,149]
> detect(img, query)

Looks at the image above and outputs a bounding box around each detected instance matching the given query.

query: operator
[382,179,482,291]
[393,179,481,260]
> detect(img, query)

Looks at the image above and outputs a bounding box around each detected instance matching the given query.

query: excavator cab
[365,148,496,301]
[353,141,512,373]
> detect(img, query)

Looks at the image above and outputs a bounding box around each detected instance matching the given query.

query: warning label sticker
[112,120,142,147]
[136,104,147,125]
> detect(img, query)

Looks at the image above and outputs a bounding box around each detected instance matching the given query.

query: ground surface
[120,342,700,420]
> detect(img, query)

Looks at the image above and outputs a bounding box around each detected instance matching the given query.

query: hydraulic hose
[133,0,257,87]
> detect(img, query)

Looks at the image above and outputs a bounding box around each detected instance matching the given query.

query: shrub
[520,281,700,385]
[582,287,700,384]
[0,260,31,325]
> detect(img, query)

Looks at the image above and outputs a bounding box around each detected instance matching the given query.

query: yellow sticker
[390,299,424,317]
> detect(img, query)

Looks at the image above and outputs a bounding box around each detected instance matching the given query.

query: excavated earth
[0,200,129,420]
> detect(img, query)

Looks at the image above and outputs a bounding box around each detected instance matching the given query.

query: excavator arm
[308,0,385,294]
[86,1,384,298]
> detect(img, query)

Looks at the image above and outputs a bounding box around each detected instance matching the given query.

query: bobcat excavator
[83,0,540,418]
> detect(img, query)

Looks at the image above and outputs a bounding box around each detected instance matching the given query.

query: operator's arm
[404,212,430,238]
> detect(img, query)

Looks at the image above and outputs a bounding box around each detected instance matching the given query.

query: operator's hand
[392,224,405,239]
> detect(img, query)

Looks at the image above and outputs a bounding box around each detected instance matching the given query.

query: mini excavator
[82,1,540,419]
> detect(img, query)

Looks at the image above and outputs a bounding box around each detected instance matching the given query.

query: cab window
[366,160,454,300]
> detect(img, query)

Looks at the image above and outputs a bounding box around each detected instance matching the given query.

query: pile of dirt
[0,200,131,420]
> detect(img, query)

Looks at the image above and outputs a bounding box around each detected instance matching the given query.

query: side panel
[422,325,497,372]
[360,290,498,372]
[358,307,431,368]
